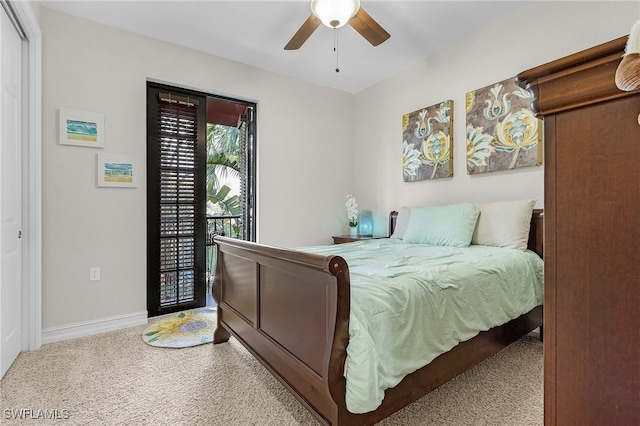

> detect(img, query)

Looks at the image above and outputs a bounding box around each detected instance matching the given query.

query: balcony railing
[206,215,242,245]
[206,215,242,304]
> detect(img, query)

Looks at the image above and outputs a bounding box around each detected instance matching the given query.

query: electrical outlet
[89,267,101,281]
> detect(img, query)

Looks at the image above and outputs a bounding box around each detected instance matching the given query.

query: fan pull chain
[334,28,340,73]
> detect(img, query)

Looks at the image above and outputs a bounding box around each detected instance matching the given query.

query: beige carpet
[0,323,542,426]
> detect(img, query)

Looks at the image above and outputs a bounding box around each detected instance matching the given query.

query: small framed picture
[97,153,138,188]
[59,108,105,148]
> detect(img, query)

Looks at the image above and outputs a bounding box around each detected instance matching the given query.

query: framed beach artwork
[59,108,105,148]
[465,77,542,174]
[402,100,453,181]
[97,153,138,188]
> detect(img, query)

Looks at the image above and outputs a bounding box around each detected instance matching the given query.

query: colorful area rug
[142,308,217,348]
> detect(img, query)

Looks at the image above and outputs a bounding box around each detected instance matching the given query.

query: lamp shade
[310,0,360,29]
[358,210,373,235]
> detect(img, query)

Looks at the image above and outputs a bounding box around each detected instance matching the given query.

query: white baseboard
[41,311,148,345]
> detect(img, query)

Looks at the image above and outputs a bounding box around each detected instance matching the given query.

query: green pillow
[403,203,480,247]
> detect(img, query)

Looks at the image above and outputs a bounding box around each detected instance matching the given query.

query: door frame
[1,1,42,352]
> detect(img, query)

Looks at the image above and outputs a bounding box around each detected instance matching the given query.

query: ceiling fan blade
[348,7,390,47]
[284,14,321,50]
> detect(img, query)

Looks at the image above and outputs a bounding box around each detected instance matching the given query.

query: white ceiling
[39,0,536,94]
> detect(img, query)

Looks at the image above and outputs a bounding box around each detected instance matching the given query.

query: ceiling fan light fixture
[310,0,360,29]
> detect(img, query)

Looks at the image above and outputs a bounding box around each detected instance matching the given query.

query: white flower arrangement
[345,195,359,227]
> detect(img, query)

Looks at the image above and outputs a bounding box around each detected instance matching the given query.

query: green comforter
[299,239,543,414]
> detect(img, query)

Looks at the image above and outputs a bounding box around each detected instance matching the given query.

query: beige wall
[38,1,637,334]
[353,1,637,233]
[40,7,354,331]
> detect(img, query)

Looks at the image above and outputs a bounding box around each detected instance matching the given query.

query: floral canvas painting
[466,77,542,174]
[402,100,453,181]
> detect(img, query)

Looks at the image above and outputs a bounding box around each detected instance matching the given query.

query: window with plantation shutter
[147,84,206,317]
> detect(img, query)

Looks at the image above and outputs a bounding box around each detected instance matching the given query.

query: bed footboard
[212,236,350,424]
[213,216,544,425]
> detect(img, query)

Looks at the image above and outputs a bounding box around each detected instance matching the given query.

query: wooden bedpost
[212,242,230,344]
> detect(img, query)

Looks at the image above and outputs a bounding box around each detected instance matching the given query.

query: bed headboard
[389,210,399,237]
[388,209,544,258]
[528,209,544,258]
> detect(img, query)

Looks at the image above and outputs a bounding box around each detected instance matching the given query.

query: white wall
[39,7,354,331]
[352,1,637,235]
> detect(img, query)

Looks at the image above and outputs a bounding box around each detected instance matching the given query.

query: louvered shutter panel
[238,115,248,240]
[239,107,256,242]
[147,87,206,316]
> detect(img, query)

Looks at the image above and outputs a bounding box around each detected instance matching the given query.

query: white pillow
[472,199,536,251]
[390,207,410,239]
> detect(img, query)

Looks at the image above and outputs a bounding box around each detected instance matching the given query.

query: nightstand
[331,235,384,244]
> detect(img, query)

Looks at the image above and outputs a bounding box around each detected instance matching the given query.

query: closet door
[547,93,640,424]
[0,3,23,378]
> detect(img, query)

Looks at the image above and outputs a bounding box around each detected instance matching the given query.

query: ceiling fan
[284,0,390,50]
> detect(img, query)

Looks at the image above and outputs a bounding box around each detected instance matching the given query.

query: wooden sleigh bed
[212,209,543,425]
